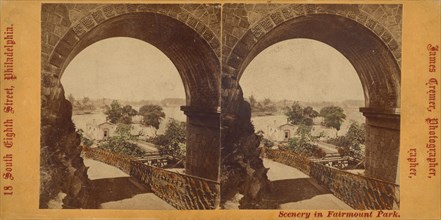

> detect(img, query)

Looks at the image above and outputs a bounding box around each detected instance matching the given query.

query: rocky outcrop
[221,87,274,209]
[40,86,95,208]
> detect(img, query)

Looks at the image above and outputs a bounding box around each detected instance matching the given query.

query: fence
[266,149,399,210]
[83,147,219,209]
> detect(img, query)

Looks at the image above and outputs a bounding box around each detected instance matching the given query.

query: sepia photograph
[0,0,439,219]
[220,4,401,210]
[40,3,221,210]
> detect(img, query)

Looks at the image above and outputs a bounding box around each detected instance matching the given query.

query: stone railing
[266,149,399,210]
[83,147,132,173]
[82,147,219,210]
[266,149,311,174]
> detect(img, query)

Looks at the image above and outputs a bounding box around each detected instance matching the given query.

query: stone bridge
[266,149,400,210]
[220,4,401,208]
[82,147,219,209]
[40,4,221,208]
[40,3,402,209]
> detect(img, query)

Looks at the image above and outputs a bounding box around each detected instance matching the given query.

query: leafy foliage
[284,102,318,126]
[248,96,277,113]
[98,124,147,158]
[139,104,166,131]
[319,105,346,133]
[326,121,366,159]
[69,95,96,111]
[77,129,93,147]
[104,100,137,124]
[256,130,274,148]
[149,119,186,159]
[262,138,274,148]
[284,124,325,158]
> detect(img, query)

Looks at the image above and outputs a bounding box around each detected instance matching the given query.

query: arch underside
[220,13,401,208]
[40,4,402,209]
[232,14,401,110]
[59,12,220,109]
[40,8,221,208]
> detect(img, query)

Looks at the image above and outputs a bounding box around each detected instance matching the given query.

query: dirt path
[264,158,352,210]
[84,158,175,210]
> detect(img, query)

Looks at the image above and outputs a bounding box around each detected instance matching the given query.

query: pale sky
[62,38,364,103]
[61,37,186,101]
[240,39,364,102]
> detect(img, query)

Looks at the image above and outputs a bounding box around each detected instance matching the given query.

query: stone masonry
[41,4,221,208]
[221,4,401,208]
[41,3,402,209]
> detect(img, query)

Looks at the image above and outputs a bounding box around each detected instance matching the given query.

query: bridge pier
[361,107,400,184]
[181,106,220,182]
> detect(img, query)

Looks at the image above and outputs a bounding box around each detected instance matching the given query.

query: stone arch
[40,4,220,208]
[221,4,401,208]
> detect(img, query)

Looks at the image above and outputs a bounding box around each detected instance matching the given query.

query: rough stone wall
[83,147,219,210]
[267,149,400,210]
[185,113,220,180]
[310,162,400,210]
[220,91,273,208]
[42,4,221,72]
[222,4,402,76]
[363,114,400,183]
[266,149,311,175]
[40,84,94,208]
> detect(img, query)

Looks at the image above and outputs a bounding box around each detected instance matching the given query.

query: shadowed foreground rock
[221,90,275,209]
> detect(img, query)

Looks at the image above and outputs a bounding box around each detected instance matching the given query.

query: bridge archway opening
[240,37,365,151]
[62,36,188,155]
[56,12,220,181]
[41,10,221,208]
[228,14,400,186]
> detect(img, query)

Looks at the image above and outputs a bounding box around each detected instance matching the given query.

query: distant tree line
[104,100,166,134]
[68,94,96,112]
[248,95,277,113]
[284,102,346,134]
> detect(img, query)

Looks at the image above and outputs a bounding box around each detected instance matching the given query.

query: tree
[150,119,186,159]
[98,124,147,158]
[262,98,277,112]
[285,102,304,125]
[286,125,325,158]
[320,106,346,135]
[325,122,366,159]
[346,122,365,147]
[104,101,137,124]
[81,97,95,111]
[139,104,166,134]
[285,102,318,126]
[248,96,277,113]
[104,100,123,123]
[345,122,366,159]
[120,105,138,124]
[76,129,93,147]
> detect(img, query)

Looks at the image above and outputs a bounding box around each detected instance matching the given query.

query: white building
[262,122,337,143]
[85,121,117,141]
[277,123,297,142]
